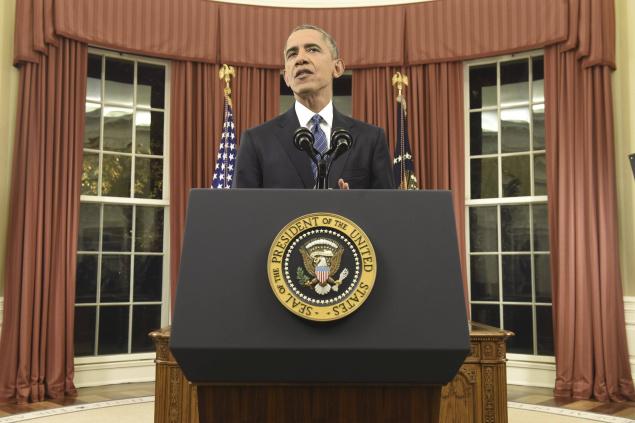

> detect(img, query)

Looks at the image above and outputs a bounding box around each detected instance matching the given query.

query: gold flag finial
[219,64,235,99]
[392,72,408,117]
[391,72,408,98]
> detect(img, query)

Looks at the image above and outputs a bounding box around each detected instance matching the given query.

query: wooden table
[150,321,512,423]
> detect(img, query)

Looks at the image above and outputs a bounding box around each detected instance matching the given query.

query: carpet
[0,398,633,422]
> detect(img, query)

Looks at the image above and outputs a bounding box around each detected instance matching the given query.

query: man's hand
[338,179,349,190]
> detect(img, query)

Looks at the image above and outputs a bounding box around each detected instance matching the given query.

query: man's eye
[307,47,318,53]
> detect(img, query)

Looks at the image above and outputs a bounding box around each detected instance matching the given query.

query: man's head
[283,25,345,106]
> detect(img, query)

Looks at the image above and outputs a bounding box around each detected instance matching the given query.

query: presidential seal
[267,213,377,322]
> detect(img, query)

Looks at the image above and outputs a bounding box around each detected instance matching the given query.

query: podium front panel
[171,189,469,385]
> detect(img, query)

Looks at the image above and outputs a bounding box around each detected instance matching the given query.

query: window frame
[463,50,554,362]
[75,48,171,365]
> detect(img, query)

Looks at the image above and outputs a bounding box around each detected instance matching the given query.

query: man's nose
[295,50,309,64]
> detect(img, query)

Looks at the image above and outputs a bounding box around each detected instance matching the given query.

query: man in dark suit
[233,24,394,189]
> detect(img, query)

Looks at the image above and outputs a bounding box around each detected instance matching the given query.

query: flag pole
[212,65,237,189]
[392,72,419,190]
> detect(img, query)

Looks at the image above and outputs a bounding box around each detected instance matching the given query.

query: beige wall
[0,0,18,299]
[614,0,635,296]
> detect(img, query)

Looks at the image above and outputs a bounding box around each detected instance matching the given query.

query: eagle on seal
[299,242,349,295]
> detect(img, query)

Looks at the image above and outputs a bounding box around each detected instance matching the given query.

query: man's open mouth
[295,69,313,79]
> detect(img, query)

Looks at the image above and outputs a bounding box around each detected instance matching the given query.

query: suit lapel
[275,107,315,188]
[328,108,355,187]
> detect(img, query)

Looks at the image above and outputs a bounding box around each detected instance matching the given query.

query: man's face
[283,29,344,98]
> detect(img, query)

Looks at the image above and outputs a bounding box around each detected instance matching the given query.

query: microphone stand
[316,158,329,189]
[293,127,353,190]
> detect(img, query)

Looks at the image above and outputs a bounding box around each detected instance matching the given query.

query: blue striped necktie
[310,114,328,178]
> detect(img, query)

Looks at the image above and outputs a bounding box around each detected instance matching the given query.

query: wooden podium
[150,322,512,423]
[168,189,480,422]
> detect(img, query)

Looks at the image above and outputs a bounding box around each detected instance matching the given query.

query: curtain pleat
[403,0,568,65]
[169,64,280,304]
[0,38,85,404]
[216,3,405,69]
[545,46,634,402]
[53,0,219,63]
[351,64,467,306]
[16,0,572,68]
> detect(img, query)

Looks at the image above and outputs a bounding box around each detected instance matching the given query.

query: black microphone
[293,127,318,158]
[329,128,353,161]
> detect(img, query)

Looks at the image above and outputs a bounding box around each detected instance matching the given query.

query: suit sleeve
[232,129,263,188]
[371,127,395,189]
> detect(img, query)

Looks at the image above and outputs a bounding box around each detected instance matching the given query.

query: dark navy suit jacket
[233,106,394,189]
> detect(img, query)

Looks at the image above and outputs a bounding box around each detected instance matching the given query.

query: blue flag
[211,97,237,189]
[393,96,419,190]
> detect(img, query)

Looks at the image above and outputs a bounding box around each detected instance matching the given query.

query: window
[466,54,553,356]
[75,51,169,357]
[280,71,352,116]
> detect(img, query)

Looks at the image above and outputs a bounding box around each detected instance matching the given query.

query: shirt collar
[295,100,333,128]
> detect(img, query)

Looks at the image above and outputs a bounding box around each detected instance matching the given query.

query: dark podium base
[196,384,440,423]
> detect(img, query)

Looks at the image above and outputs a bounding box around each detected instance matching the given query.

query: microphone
[293,127,318,159]
[329,128,353,161]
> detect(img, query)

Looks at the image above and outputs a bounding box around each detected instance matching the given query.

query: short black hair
[285,24,339,59]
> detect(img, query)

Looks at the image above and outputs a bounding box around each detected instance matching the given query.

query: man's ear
[333,59,345,79]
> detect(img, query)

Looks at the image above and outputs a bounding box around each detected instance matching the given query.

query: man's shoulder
[244,112,291,135]
[336,113,384,137]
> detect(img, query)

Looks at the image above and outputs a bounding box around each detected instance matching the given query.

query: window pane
[102,154,131,197]
[102,205,132,251]
[470,255,499,301]
[74,306,96,356]
[81,152,99,195]
[131,305,161,352]
[502,155,530,197]
[103,107,133,153]
[78,203,100,251]
[280,96,294,115]
[503,305,533,354]
[98,306,129,355]
[105,58,134,106]
[135,111,164,155]
[532,104,545,150]
[501,205,530,251]
[471,304,500,328]
[502,254,532,301]
[136,207,164,252]
[135,157,163,199]
[137,63,165,109]
[534,153,547,196]
[134,255,163,301]
[84,103,101,149]
[532,56,544,103]
[501,107,530,153]
[469,206,497,252]
[469,64,497,109]
[535,254,552,303]
[470,111,498,155]
[536,305,554,355]
[333,96,352,117]
[87,54,102,102]
[501,59,529,107]
[471,157,498,199]
[532,204,549,251]
[76,254,98,303]
[100,255,131,302]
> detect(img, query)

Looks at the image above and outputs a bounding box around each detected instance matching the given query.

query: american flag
[211,98,237,189]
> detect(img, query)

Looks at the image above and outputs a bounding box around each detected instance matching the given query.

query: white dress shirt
[294,100,333,149]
